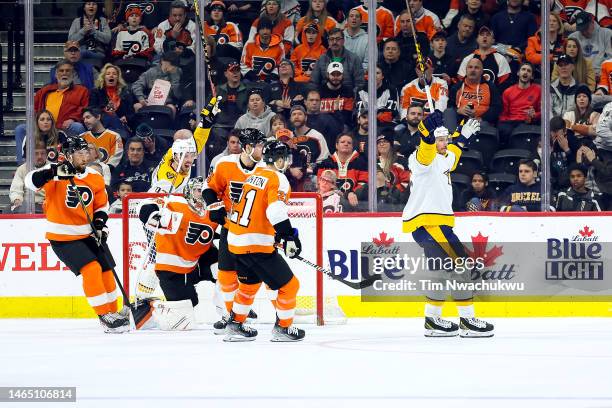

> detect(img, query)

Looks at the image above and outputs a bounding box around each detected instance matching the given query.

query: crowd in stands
[10,0,612,214]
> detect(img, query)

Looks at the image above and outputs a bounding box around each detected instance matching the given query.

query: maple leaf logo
[373,232,394,247]
[579,226,594,237]
[465,232,503,267]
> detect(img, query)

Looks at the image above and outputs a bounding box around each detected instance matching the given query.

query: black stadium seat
[454,149,484,176]
[468,126,499,169]
[153,128,175,143]
[451,173,471,209]
[487,173,517,196]
[509,125,540,153]
[133,105,175,131]
[115,58,149,84]
[490,149,532,174]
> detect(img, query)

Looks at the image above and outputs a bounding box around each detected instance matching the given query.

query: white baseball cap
[327,61,344,74]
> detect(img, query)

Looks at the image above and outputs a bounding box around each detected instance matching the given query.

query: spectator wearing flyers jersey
[152,0,197,56]
[112,5,155,62]
[241,16,285,83]
[248,0,295,55]
[316,133,368,211]
[400,58,449,117]
[292,23,327,83]
[354,65,401,126]
[393,9,431,66]
[318,62,356,126]
[289,105,330,172]
[351,0,395,44]
[204,1,244,59]
[394,0,442,41]
[456,26,512,87]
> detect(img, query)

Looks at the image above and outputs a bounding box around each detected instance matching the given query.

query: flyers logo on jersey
[229,181,244,204]
[300,58,316,73]
[66,185,93,208]
[215,33,231,45]
[252,56,277,75]
[185,222,214,245]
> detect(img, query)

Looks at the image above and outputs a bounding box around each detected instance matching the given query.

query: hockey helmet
[238,128,267,149]
[262,140,291,171]
[184,176,206,214]
[172,138,197,155]
[61,136,89,155]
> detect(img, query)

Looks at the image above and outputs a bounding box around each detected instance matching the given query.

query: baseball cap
[64,40,80,51]
[376,128,395,144]
[556,54,575,66]
[275,128,294,142]
[478,25,493,35]
[224,60,240,72]
[575,11,592,32]
[304,23,319,33]
[327,61,344,74]
[207,0,226,10]
[320,169,337,184]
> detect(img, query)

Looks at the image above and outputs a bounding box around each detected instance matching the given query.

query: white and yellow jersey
[149,127,210,194]
[402,139,462,233]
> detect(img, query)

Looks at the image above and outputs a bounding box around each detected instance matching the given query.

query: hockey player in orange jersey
[135,177,220,330]
[224,140,305,342]
[25,136,129,333]
[202,128,268,334]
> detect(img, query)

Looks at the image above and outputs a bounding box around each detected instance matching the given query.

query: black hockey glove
[92,211,109,244]
[417,109,444,143]
[274,219,302,259]
[199,96,222,129]
[207,201,227,225]
[51,161,76,180]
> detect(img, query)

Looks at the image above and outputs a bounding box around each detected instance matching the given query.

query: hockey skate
[460,317,494,338]
[215,310,257,335]
[424,316,459,337]
[223,315,258,342]
[271,324,305,342]
[99,312,130,334]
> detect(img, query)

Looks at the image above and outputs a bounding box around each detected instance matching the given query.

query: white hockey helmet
[434,126,450,140]
[172,138,197,155]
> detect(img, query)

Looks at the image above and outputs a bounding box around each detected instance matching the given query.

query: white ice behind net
[124,194,346,325]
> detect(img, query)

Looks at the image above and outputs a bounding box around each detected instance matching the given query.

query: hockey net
[122,192,346,325]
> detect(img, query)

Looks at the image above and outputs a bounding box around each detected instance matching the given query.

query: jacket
[551,77,578,117]
[569,23,612,76]
[310,47,365,93]
[131,65,182,104]
[67,16,112,55]
[89,86,135,121]
[525,30,565,66]
[215,82,250,127]
[235,106,276,135]
[292,29,327,82]
[240,34,285,82]
[343,28,368,70]
[34,83,90,125]
[555,187,602,211]
[450,78,502,124]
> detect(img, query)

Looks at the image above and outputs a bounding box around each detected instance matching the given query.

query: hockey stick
[291,254,381,290]
[67,178,135,315]
[404,1,435,110]
[193,0,216,97]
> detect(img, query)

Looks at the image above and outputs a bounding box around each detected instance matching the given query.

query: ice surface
[0,318,611,408]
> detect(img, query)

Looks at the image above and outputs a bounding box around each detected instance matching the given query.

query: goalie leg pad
[152,299,195,331]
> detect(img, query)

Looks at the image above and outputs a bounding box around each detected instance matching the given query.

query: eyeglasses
[328,37,343,42]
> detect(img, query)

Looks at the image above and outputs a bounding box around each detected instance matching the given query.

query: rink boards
[0,212,611,318]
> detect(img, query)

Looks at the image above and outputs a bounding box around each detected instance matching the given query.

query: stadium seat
[115,58,149,84]
[468,126,499,169]
[153,128,175,143]
[451,173,471,209]
[490,149,532,174]
[509,125,540,153]
[133,106,175,131]
[487,173,517,196]
[454,149,484,176]
[175,108,196,131]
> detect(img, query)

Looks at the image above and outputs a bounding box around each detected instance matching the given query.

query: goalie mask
[263,140,292,171]
[184,176,206,214]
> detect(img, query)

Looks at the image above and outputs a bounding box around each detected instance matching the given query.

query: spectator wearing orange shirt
[394,0,442,41]
[292,23,327,83]
[295,0,339,44]
[248,0,295,56]
[351,0,395,44]
[241,17,285,83]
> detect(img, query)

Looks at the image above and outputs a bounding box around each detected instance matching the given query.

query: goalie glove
[206,200,227,224]
[453,118,480,148]
[417,110,444,143]
[274,219,302,259]
[199,96,222,129]
[146,208,174,232]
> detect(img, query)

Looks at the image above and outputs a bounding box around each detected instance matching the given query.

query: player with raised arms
[25,136,129,333]
[402,110,495,338]
[224,140,305,342]
[134,177,220,330]
[202,128,268,333]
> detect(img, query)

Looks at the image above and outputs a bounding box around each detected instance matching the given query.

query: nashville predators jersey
[203,154,265,225]
[227,167,291,255]
[402,139,462,233]
[25,166,108,241]
[81,129,123,168]
[149,127,210,194]
[153,196,218,274]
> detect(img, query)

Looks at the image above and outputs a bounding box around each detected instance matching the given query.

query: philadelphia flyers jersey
[149,126,210,194]
[25,166,108,242]
[240,34,285,81]
[203,154,266,225]
[400,77,449,116]
[81,129,124,167]
[205,21,243,51]
[152,196,217,274]
[112,26,155,60]
[352,5,395,43]
[227,167,291,255]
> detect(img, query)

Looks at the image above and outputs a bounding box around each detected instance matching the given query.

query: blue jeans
[15,122,86,164]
